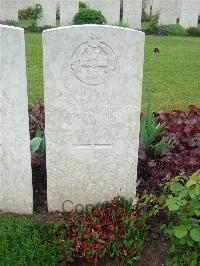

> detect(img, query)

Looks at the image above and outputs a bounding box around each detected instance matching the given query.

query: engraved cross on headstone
[73,142,113,159]
[73,143,113,150]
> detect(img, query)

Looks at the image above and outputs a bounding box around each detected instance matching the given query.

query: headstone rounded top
[43,24,145,35]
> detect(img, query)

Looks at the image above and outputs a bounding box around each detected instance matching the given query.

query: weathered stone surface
[37,0,56,27]
[151,0,160,15]
[0,25,32,214]
[87,0,120,24]
[123,0,143,29]
[158,0,179,25]
[180,0,199,28]
[0,0,19,21]
[43,25,145,212]
[60,0,79,26]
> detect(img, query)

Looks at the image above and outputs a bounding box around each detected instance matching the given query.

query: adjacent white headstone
[180,0,199,28]
[158,0,178,25]
[0,25,32,214]
[37,0,56,27]
[0,0,19,21]
[198,0,200,15]
[60,0,79,26]
[88,0,120,24]
[43,25,145,212]
[176,0,183,20]
[123,0,143,29]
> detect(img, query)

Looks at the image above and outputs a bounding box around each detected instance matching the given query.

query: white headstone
[37,0,56,27]
[176,0,183,19]
[60,0,79,26]
[158,0,178,25]
[0,0,19,21]
[43,25,145,212]
[88,0,120,25]
[0,25,32,214]
[123,0,143,29]
[180,0,199,28]
[198,0,200,15]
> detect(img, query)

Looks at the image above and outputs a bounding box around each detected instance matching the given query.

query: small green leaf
[173,225,188,238]
[190,228,200,242]
[195,184,200,195]
[186,174,199,188]
[189,190,197,199]
[31,137,43,152]
[170,182,184,193]
[166,198,179,211]
[194,209,200,216]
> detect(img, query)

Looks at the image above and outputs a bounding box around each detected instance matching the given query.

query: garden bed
[29,104,200,212]
[1,104,199,266]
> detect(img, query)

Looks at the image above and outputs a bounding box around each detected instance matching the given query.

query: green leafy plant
[187,27,200,37]
[165,24,187,36]
[140,103,171,156]
[18,4,43,31]
[30,115,45,153]
[18,4,43,21]
[28,22,52,32]
[146,12,160,33]
[146,23,187,36]
[161,171,200,266]
[73,8,107,25]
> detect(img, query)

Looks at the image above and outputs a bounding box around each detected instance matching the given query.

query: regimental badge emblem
[71,35,117,85]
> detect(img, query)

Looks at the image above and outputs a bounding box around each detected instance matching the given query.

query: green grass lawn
[25,32,200,111]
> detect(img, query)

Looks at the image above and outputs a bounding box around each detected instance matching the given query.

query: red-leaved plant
[138,105,200,183]
[48,197,148,265]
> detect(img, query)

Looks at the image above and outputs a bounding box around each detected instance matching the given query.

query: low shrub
[18,4,43,21]
[28,21,52,32]
[145,13,160,35]
[73,8,107,25]
[140,103,170,157]
[187,27,200,37]
[161,171,200,265]
[146,24,187,36]
[165,24,187,36]
[49,197,148,265]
